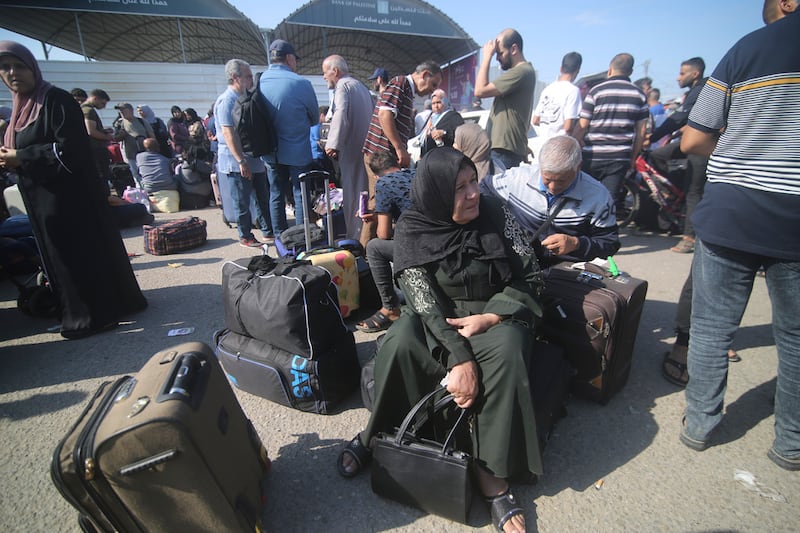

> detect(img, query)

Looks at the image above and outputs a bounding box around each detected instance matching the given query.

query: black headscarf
[393,147,510,281]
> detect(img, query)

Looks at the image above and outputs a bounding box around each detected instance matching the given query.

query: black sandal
[662,350,689,387]
[486,489,524,532]
[355,311,393,333]
[337,435,371,478]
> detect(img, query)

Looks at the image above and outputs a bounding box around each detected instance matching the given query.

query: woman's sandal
[486,489,525,532]
[355,310,393,333]
[336,435,371,478]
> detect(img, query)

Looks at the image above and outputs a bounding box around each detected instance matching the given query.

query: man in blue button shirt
[214,58,271,248]
[260,40,319,231]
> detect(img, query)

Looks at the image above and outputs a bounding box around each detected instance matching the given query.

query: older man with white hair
[321,54,374,240]
[480,135,620,265]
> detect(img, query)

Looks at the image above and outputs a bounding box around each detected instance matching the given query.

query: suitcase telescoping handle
[298,170,333,249]
[159,352,205,405]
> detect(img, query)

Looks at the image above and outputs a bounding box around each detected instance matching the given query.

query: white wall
[0,60,331,124]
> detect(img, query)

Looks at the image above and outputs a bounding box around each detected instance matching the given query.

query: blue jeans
[265,162,310,233]
[225,171,271,240]
[685,240,800,457]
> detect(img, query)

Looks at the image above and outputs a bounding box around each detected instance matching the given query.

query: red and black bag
[144,216,207,255]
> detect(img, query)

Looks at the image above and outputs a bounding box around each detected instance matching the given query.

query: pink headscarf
[0,40,52,148]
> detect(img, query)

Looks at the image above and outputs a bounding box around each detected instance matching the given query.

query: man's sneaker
[680,416,710,451]
[239,237,262,248]
[767,447,800,471]
[261,234,275,244]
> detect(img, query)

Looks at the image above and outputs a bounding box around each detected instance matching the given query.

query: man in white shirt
[532,52,582,142]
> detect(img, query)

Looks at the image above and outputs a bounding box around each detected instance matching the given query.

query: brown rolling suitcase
[538,263,648,404]
[51,342,269,533]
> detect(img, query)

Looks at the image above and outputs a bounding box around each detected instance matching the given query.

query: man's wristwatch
[237,159,245,166]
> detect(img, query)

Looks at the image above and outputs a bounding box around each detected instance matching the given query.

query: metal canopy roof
[271,0,478,81]
[0,0,268,65]
[0,0,477,80]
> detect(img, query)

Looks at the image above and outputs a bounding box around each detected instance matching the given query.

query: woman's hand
[446,360,479,409]
[0,147,20,169]
[446,313,502,338]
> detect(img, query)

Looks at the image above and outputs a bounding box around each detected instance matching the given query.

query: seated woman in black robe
[337,147,544,533]
[0,41,147,339]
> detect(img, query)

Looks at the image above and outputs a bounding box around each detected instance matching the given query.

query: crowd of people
[1,1,798,529]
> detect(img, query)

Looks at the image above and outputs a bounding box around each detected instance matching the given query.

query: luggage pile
[216,170,361,414]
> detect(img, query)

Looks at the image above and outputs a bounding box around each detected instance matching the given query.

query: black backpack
[232,76,277,158]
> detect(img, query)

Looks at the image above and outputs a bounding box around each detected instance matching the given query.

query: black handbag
[371,387,474,523]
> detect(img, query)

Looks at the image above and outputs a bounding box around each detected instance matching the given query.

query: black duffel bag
[221,255,349,358]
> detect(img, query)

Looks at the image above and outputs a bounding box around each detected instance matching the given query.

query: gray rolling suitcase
[51,342,269,532]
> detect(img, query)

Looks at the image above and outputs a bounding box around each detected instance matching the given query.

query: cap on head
[368,67,388,81]
[114,102,133,111]
[269,39,300,60]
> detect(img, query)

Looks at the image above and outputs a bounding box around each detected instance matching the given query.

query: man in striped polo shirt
[573,53,650,206]
[360,60,441,246]
[677,0,800,471]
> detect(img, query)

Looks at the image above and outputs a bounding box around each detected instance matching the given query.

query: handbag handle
[394,387,469,457]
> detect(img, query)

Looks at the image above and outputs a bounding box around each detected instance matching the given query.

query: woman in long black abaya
[0,41,146,339]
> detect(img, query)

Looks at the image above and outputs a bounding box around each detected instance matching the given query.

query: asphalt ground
[1,205,797,532]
